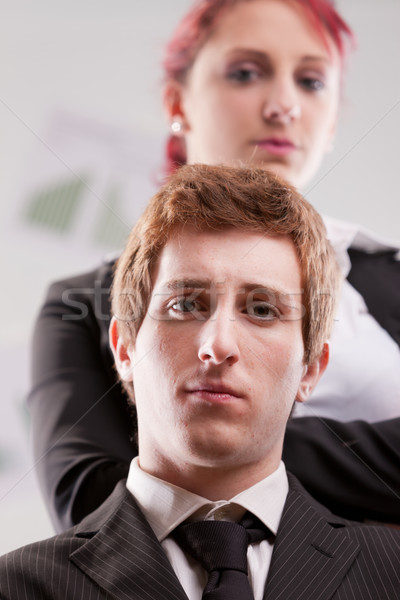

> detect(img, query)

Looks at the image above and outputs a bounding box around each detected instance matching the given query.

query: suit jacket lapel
[69,481,188,600]
[264,474,360,600]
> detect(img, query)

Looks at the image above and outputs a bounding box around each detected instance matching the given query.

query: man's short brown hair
[112,163,340,369]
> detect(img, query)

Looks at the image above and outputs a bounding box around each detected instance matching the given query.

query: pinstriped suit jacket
[1,474,400,600]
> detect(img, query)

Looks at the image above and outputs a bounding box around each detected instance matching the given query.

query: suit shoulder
[0,484,129,599]
[278,473,400,597]
[0,530,85,599]
[340,523,400,596]
[341,520,400,550]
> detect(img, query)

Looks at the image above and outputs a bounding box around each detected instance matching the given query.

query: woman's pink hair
[163,0,355,174]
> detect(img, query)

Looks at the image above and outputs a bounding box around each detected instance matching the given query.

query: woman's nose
[262,79,302,124]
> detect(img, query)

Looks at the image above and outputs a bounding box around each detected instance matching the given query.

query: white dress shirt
[293,215,400,423]
[126,458,289,600]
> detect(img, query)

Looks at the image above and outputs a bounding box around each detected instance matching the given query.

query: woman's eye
[299,76,325,92]
[247,303,279,321]
[226,65,261,83]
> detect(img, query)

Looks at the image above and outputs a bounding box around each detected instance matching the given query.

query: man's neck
[138,454,281,501]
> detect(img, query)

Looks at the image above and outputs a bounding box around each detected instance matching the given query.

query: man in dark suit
[1,164,400,599]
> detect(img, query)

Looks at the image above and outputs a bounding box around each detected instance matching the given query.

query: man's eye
[170,298,204,314]
[247,303,278,320]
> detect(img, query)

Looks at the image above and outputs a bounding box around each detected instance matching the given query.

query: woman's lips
[253,138,297,156]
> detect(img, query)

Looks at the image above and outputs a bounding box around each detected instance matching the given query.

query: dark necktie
[172,511,270,599]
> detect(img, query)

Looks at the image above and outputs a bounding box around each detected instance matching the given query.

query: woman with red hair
[29,0,400,531]
[162,0,352,182]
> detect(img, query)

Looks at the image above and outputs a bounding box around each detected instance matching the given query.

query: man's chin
[185,432,253,467]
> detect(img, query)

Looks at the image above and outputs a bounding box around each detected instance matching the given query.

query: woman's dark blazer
[28,249,400,531]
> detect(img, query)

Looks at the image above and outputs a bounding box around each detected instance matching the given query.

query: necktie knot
[173,520,249,573]
[172,512,270,600]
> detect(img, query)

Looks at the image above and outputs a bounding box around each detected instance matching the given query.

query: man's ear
[296,343,329,403]
[163,81,190,131]
[109,316,134,383]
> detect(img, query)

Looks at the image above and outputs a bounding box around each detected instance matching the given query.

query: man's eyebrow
[240,283,302,297]
[241,284,304,313]
[162,280,302,298]
[163,279,213,291]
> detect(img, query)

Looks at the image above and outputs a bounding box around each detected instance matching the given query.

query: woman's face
[168,0,341,188]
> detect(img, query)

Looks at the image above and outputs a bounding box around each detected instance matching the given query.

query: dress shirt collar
[126,457,288,542]
[323,214,400,277]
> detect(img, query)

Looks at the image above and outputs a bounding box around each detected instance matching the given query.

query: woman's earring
[170,115,185,136]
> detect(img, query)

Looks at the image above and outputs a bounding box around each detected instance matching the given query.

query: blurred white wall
[0,0,399,554]
[307,0,400,232]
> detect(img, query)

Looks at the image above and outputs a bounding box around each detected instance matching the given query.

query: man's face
[113,226,325,491]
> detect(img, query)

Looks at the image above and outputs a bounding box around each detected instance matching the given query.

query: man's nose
[197,311,240,366]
